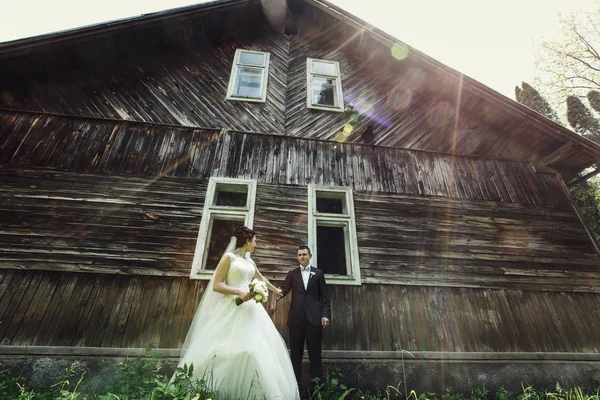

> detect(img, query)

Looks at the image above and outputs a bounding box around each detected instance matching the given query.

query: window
[306,58,344,112]
[226,49,270,102]
[307,185,361,285]
[191,178,257,279]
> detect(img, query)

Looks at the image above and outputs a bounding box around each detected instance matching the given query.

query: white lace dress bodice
[175,252,299,400]
[225,253,256,291]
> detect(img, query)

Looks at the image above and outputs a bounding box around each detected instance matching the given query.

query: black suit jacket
[280,266,331,326]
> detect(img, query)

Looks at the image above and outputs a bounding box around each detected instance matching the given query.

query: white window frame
[190,177,257,279]
[306,58,344,112]
[226,49,270,103]
[307,184,361,285]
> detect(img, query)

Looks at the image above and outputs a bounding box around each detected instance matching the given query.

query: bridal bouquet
[235,279,268,306]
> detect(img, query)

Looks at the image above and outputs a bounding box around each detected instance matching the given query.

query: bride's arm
[252,260,282,295]
[213,255,250,300]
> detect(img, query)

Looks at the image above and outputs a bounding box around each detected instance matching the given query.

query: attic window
[306,58,344,112]
[226,49,270,103]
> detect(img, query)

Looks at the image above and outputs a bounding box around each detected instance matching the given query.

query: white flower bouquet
[235,278,269,306]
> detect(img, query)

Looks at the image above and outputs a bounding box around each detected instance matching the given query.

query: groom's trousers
[289,317,324,384]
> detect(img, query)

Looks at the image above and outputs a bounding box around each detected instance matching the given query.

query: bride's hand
[273,288,283,299]
[237,289,251,302]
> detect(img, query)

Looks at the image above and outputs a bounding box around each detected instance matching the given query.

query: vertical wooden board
[112,276,142,348]
[55,273,97,346]
[127,276,158,348]
[120,276,149,348]
[0,271,35,342]
[146,278,170,348]
[100,276,132,347]
[70,274,106,347]
[0,270,17,316]
[159,278,182,348]
[560,292,597,352]
[11,272,54,346]
[169,277,190,348]
[88,275,122,347]
[35,273,81,346]
[0,271,44,345]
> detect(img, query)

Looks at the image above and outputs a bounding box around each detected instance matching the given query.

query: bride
[175,226,300,399]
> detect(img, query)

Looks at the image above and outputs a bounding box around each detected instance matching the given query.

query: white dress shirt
[300,265,311,290]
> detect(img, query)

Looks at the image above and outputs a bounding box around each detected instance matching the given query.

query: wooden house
[0,0,599,392]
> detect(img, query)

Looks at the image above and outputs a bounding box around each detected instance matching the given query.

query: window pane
[316,197,343,214]
[205,217,244,269]
[312,77,337,106]
[213,183,248,207]
[316,225,347,275]
[239,51,266,66]
[234,67,263,98]
[312,61,336,76]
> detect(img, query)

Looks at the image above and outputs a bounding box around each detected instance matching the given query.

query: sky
[1,0,597,99]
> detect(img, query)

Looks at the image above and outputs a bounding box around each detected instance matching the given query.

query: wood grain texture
[0,3,597,177]
[0,111,574,207]
[1,270,599,353]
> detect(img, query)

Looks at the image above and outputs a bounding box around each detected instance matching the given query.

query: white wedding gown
[177,253,299,400]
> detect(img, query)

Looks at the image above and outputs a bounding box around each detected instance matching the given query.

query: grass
[1,352,599,400]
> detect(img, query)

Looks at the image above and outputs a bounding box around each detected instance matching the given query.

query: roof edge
[307,0,600,160]
[0,0,248,57]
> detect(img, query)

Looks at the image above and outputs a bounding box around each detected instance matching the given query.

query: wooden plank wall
[0,111,572,206]
[1,269,599,353]
[1,166,596,288]
[0,17,583,171]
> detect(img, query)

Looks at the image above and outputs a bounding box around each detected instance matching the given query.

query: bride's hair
[233,226,256,248]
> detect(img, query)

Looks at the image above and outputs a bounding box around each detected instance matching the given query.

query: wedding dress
[176,251,299,400]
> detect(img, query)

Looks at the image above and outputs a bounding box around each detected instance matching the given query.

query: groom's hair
[298,245,311,255]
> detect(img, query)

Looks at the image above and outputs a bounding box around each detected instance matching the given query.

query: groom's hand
[321,317,329,328]
[274,288,283,300]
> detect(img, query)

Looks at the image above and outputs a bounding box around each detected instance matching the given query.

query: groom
[278,245,331,387]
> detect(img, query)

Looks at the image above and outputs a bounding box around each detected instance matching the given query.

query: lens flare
[261,0,287,27]
[387,85,412,110]
[355,91,377,116]
[391,42,409,60]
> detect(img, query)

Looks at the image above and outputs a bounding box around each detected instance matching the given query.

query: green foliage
[588,91,600,114]
[310,368,355,400]
[573,179,600,243]
[2,356,600,400]
[103,350,164,398]
[152,363,217,400]
[566,96,600,141]
[0,369,24,399]
[515,82,560,122]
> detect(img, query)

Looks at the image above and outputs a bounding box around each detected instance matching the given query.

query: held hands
[273,288,283,300]
[321,317,330,328]
[237,289,251,302]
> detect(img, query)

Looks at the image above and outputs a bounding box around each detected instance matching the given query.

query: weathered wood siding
[2,11,593,176]
[1,110,599,352]
[0,111,574,205]
[1,270,599,353]
[0,111,597,288]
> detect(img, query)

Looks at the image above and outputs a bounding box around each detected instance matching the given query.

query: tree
[533,5,600,141]
[566,95,600,141]
[514,82,560,122]
[535,7,600,105]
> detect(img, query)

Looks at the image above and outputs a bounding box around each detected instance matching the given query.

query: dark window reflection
[316,197,343,214]
[215,190,247,207]
[205,218,243,269]
[316,225,347,275]
[312,77,336,106]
